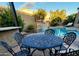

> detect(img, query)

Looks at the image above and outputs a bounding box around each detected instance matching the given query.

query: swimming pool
[40,26,79,37]
[50,27,79,37]
[53,27,67,37]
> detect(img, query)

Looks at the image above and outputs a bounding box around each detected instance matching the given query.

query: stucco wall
[21,14,36,30]
[17,11,36,31]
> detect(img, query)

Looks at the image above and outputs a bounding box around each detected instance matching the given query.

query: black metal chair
[13,32,30,52]
[44,29,55,55]
[0,41,30,56]
[13,32,24,47]
[55,49,79,56]
[45,29,55,35]
[55,32,76,54]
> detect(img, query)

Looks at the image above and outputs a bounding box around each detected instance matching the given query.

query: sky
[0,2,79,15]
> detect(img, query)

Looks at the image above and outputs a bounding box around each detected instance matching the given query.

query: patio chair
[45,29,55,35]
[55,49,79,56]
[55,32,76,54]
[0,41,30,56]
[13,32,30,52]
[13,32,24,46]
[44,29,55,55]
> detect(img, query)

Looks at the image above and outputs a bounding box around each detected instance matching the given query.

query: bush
[25,24,36,33]
[50,17,62,26]
[0,8,15,27]
[62,20,68,25]
[17,15,24,31]
[62,13,76,26]
[33,9,47,21]
[50,19,58,26]
[0,7,24,31]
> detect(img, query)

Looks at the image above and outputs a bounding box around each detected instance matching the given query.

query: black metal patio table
[22,32,64,56]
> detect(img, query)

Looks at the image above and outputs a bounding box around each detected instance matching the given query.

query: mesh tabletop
[22,33,64,49]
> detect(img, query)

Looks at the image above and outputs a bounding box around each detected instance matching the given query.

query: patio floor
[0,35,79,56]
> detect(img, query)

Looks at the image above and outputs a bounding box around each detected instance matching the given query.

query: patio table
[22,33,64,55]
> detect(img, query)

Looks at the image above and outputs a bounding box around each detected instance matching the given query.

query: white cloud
[20,2,35,9]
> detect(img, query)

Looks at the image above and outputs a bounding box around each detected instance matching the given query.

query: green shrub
[62,13,76,26]
[25,24,36,33]
[50,17,62,26]
[0,7,24,31]
[17,15,24,31]
[62,20,68,25]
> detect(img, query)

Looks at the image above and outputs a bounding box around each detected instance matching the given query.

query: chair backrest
[0,41,15,55]
[13,32,24,46]
[63,32,76,46]
[45,29,55,35]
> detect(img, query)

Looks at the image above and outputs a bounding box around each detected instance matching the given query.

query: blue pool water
[53,27,67,37]
[52,27,79,37]
[40,27,79,37]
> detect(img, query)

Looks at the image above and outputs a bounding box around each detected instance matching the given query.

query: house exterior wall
[17,11,36,31]
[21,14,36,30]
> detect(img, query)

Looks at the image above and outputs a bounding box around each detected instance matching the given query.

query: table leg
[28,48,31,53]
[54,50,58,55]
[42,50,45,56]
[49,48,53,56]
[30,49,37,56]
[54,45,62,56]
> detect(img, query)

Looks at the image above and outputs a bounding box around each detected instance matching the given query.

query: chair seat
[55,45,67,50]
[14,50,30,56]
[60,46,67,50]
